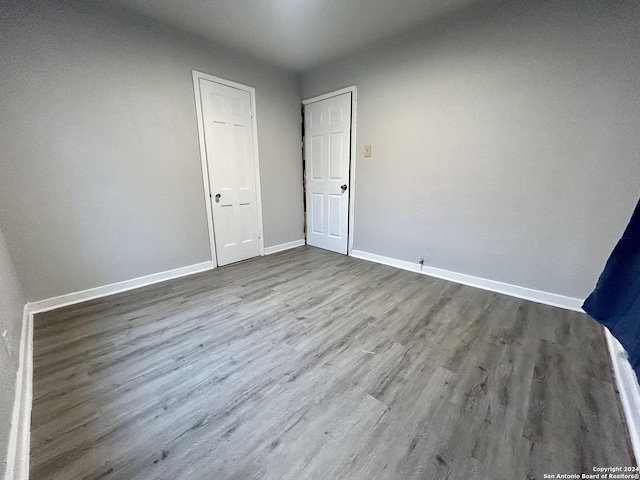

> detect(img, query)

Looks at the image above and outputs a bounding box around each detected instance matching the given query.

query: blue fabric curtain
[583,198,640,378]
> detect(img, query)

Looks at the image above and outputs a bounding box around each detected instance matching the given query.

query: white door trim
[302,85,357,254]
[192,70,265,265]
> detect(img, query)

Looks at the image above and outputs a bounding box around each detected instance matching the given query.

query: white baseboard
[264,239,305,255]
[605,329,640,464]
[350,250,584,312]
[27,260,216,314]
[3,306,33,480]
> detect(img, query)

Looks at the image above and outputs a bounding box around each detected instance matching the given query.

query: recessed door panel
[210,93,224,113]
[240,203,254,244]
[310,111,322,128]
[233,125,248,189]
[219,205,235,247]
[328,194,342,238]
[311,193,324,234]
[310,135,324,180]
[329,132,343,180]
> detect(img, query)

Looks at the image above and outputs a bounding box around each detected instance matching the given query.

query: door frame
[192,70,265,267]
[302,85,357,255]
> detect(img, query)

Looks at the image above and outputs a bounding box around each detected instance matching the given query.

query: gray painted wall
[0,224,25,477]
[0,0,303,301]
[302,0,640,299]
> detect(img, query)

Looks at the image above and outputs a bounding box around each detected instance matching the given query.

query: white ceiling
[109,0,480,72]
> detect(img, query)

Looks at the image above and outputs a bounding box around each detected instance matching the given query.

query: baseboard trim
[3,306,33,480]
[27,260,216,314]
[264,239,305,255]
[350,250,584,312]
[605,329,640,464]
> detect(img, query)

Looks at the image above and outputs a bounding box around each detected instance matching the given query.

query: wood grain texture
[31,246,635,479]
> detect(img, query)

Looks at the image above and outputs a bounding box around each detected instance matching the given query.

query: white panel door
[200,78,261,266]
[304,92,351,254]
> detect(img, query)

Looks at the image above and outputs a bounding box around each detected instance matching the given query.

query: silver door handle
[215,193,221,203]
[341,184,348,193]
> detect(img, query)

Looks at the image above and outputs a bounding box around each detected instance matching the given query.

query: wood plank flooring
[31,246,634,479]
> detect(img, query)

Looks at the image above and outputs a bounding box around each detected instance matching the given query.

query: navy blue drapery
[583,198,640,378]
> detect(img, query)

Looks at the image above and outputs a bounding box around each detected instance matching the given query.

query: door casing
[302,86,358,255]
[192,70,265,267]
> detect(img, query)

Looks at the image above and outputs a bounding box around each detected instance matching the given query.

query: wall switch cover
[364,145,372,157]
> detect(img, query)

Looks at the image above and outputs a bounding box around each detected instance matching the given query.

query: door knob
[215,193,221,203]
[341,184,348,193]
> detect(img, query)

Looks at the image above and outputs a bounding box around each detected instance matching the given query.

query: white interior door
[304,92,352,254]
[199,78,261,266]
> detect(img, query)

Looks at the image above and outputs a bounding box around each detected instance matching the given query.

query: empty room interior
[2,0,640,479]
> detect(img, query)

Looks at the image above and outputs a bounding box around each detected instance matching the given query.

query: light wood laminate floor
[31,246,634,479]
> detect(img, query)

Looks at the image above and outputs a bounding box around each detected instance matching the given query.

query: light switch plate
[364,145,372,157]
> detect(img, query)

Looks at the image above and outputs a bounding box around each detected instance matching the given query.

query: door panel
[200,78,261,266]
[310,136,323,179]
[329,132,344,179]
[304,92,351,254]
[328,194,343,237]
[311,193,323,234]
